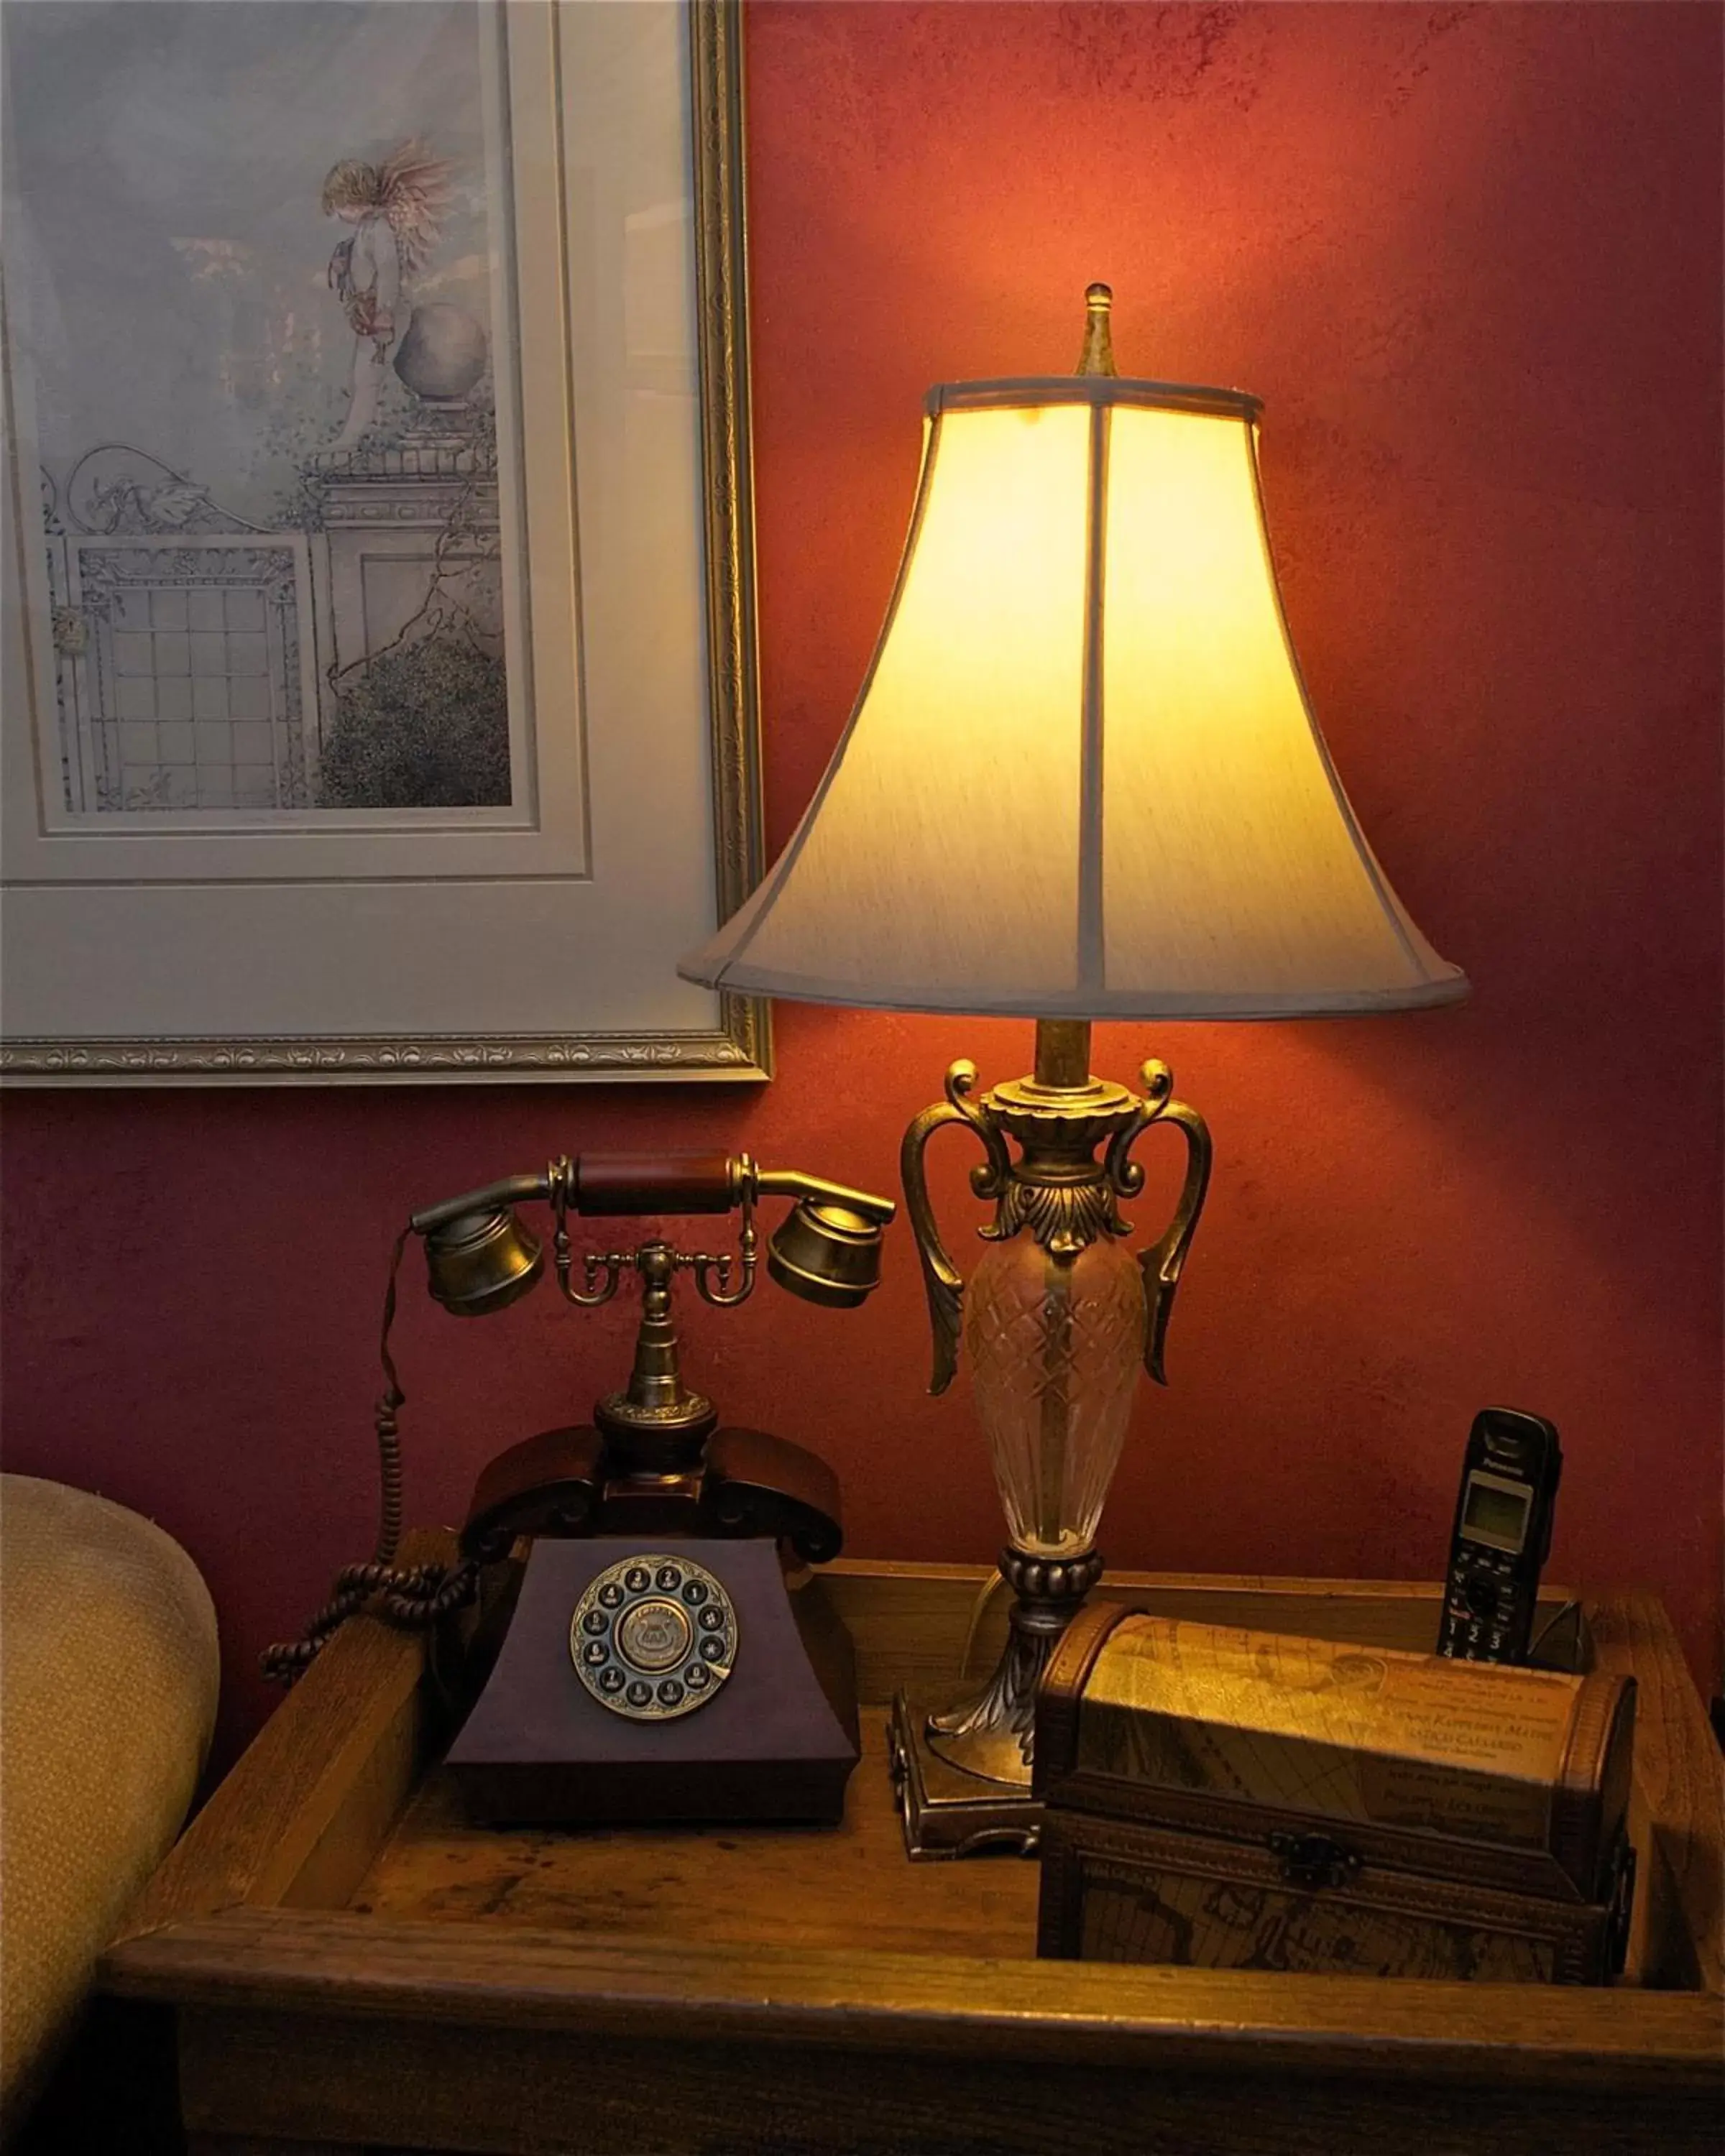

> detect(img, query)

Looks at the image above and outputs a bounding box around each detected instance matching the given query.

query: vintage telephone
[267,1151,896,1828]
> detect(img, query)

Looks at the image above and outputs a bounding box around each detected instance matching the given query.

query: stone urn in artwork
[394,303,489,406]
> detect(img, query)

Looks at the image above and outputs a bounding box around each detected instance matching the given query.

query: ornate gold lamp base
[889,1692,1043,1858]
[891,1016,1213,1861]
[889,1544,1102,1858]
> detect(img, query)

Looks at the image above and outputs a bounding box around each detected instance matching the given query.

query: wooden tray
[103,1546,1724,2156]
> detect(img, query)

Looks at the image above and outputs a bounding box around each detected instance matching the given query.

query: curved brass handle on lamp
[901,1051,1213,1396]
[900,1059,1011,1395]
[1105,1059,1215,1385]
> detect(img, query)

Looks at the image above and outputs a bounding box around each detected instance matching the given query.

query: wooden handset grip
[408,1154,740,1237]
[573,1153,737,1215]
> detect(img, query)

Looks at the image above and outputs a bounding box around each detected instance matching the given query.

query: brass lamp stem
[1029,1017,1092,1551]
[1034,1018,1092,1090]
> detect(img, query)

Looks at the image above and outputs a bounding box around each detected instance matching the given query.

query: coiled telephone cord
[262,1227,477,1686]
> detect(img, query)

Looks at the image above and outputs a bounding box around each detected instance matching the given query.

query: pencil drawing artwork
[7,0,518,819]
[323,139,455,454]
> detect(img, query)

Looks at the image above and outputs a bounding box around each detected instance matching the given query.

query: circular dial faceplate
[569,1552,737,1720]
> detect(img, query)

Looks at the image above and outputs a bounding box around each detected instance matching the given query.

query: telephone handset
[267,1150,895,1827]
[1435,1407,1563,1664]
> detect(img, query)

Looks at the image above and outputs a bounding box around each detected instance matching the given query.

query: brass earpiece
[422,1207,544,1317]
[765,1197,888,1309]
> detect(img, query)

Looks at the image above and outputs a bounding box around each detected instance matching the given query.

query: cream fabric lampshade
[680,374,1466,1018]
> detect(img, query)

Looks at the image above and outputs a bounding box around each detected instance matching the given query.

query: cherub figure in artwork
[321,139,451,451]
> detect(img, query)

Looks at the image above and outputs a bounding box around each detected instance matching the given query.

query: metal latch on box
[1266,1830,1363,1891]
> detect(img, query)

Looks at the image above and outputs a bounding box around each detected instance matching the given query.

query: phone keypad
[1440,1551,1524,1662]
[569,1552,738,1720]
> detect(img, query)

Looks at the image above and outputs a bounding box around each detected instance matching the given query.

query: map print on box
[6,0,520,819]
[1039,1610,1634,1985]
[1077,1856,1558,1983]
[1075,1617,1578,1847]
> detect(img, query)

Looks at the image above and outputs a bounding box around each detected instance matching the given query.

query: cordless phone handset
[1435,1407,1563,1664]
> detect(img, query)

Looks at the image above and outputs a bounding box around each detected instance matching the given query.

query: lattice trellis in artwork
[60,535,317,814]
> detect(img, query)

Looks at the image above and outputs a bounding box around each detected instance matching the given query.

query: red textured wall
[3,3,1720,1767]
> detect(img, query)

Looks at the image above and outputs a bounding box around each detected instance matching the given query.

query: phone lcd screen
[1462,1475,1530,1551]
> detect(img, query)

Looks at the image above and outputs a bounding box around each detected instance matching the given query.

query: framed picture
[0,0,769,1082]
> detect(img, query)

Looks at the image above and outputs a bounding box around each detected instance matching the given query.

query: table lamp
[680,285,1467,1856]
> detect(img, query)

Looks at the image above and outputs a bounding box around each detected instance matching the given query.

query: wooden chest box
[1036,1603,1639,1984]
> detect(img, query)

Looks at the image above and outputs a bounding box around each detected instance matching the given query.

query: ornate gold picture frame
[0,0,768,1082]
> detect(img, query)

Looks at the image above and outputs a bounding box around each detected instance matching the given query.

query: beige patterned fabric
[0,1475,218,2113]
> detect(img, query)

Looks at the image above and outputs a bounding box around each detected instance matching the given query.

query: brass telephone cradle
[425,1151,891,1567]
[267,1149,895,1829]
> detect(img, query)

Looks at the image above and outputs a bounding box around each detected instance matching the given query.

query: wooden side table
[102,1549,1724,2155]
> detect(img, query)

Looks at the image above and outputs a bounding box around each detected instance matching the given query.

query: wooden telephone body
[459,1419,842,1568]
[414,1150,888,1828]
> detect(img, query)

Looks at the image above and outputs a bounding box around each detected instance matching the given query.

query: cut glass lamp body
[968,1234,1146,1561]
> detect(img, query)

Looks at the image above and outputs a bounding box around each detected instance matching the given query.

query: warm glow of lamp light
[681,287,1466,1857]
[687,379,1461,1018]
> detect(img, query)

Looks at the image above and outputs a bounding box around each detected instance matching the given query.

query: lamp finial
[1076,282,1117,377]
